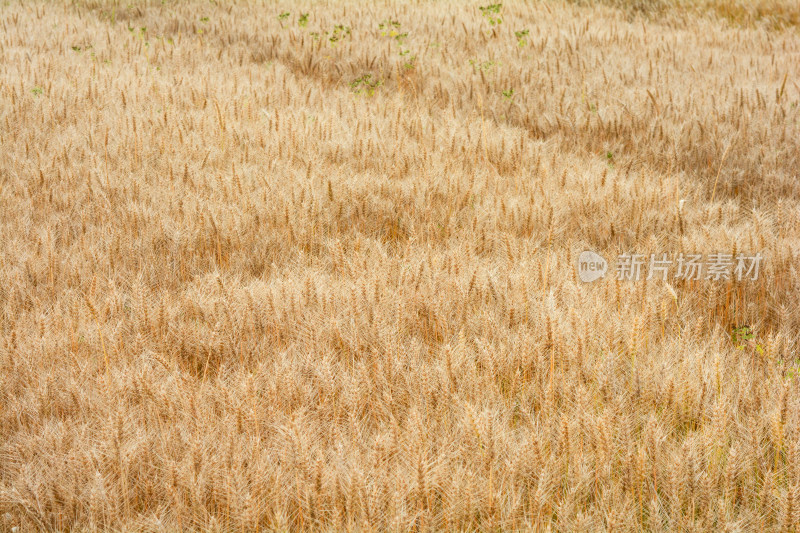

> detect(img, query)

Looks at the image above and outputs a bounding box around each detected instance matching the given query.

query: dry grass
[1,0,800,530]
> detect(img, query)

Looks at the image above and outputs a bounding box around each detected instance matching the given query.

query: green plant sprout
[31,87,43,96]
[469,58,499,72]
[394,32,409,45]
[731,325,765,355]
[379,19,401,37]
[502,88,514,101]
[479,4,503,26]
[514,29,529,46]
[781,358,800,381]
[350,74,383,96]
[329,25,351,45]
[731,324,753,347]
[277,12,290,27]
[298,13,309,27]
[379,20,415,70]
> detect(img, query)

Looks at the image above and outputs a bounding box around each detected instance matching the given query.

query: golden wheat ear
[1,0,798,529]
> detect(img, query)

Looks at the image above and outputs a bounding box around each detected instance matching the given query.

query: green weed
[479,4,503,25]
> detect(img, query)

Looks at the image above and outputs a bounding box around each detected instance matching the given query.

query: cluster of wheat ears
[1,0,799,530]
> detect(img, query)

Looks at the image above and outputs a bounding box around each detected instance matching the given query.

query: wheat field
[1,0,800,530]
